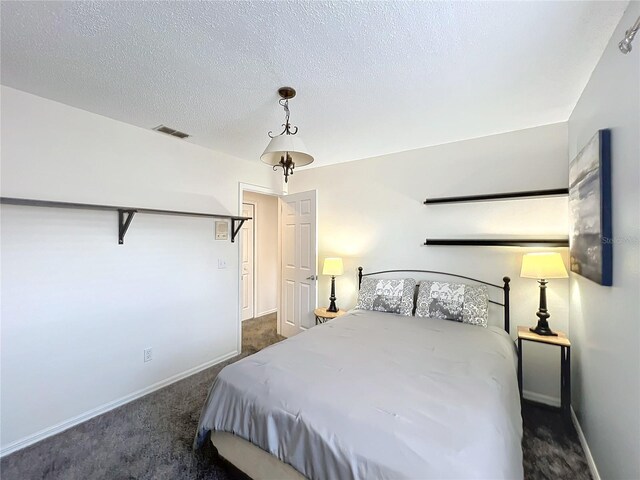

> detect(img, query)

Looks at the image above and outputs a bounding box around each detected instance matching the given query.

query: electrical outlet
[218,259,227,269]
[144,348,152,363]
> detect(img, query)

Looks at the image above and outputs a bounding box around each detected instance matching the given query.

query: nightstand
[517,326,571,423]
[314,307,346,325]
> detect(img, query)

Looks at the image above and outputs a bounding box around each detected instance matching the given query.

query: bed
[195,269,523,479]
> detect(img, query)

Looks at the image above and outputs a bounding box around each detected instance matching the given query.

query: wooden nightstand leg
[517,338,523,400]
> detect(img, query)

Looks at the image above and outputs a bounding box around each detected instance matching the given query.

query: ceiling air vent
[152,125,190,139]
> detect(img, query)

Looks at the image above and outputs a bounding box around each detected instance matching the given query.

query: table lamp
[520,252,568,336]
[322,258,344,313]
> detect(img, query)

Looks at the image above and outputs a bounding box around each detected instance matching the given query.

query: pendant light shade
[261,134,314,168]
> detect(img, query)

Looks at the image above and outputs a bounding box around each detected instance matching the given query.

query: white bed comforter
[195,310,523,480]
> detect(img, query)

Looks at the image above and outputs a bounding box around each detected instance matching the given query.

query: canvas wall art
[568,129,612,286]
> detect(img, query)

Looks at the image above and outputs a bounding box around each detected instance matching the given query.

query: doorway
[240,190,279,324]
[240,202,255,321]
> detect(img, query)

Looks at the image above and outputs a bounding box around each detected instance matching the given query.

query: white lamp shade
[261,134,314,167]
[322,257,344,276]
[520,253,568,279]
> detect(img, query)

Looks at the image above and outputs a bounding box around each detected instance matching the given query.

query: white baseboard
[523,390,561,407]
[571,407,601,480]
[0,350,238,457]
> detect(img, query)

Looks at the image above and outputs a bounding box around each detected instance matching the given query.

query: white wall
[0,86,281,454]
[290,123,570,402]
[568,3,640,479]
[243,191,278,317]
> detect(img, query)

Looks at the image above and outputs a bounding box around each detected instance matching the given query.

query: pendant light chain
[268,98,298,138]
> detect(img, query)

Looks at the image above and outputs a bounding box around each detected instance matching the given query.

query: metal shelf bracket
[118,209,136,245]
[231,218,247,243]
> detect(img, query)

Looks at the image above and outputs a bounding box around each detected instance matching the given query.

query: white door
[241,203,255,321]
[280,190,317,337]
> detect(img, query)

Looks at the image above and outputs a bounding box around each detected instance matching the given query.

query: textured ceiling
[0,1,628,168]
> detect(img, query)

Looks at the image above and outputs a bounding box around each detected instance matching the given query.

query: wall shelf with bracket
[424,188,569,205]
[423,187,569,248]
[0,197,251,245]
[424,238,569,247]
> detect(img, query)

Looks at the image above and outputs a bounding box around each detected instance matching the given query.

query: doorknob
[306,275,318,281]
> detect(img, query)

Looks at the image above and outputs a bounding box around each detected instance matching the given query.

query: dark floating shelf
[424,188,569,205]
[424,238,569,247]
[0,197,250,244]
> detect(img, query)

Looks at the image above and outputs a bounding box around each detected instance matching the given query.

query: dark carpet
[1,314,590,480]
[522,402,591,479]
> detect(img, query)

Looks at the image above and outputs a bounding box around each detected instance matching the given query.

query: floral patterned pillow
[356,278,416,316]
[415,281,489,327]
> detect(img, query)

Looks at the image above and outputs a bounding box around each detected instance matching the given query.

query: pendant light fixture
[261,87,314,183]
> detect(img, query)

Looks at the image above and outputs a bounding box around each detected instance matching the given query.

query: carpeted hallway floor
[2,313,590,480]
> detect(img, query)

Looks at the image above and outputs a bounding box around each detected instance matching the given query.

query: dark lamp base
[530,324,558,337]
[327,275,338,312]
[530,278,558,336]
